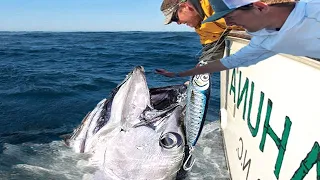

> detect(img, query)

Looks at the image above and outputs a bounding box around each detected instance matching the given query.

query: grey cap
[160,0,186,25]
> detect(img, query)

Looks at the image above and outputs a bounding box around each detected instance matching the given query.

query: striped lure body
[183,61,211,171]
[185,61,211,147]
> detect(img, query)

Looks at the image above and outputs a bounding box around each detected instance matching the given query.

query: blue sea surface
[0,31,222,179]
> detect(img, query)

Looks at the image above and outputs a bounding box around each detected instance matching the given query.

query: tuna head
[65,66,188,179]
[65,66,150,153]
[97,84,187,180]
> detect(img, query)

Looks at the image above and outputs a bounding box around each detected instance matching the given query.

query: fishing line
[194,26,230,61]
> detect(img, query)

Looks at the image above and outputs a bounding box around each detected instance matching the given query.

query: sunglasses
[170,0,187,23]
[171,8,180,22]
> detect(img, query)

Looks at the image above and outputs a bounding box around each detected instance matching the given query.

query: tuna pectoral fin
[132,116,165,128]
[159,132,182,149]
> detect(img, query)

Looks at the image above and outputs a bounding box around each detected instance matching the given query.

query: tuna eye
[160,137,174,147]
[159,132,182,149]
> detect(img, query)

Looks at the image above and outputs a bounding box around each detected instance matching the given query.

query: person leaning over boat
[160,0,241,65]
[155,0,320,77]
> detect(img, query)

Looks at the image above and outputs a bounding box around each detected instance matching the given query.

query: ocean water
[0,32,228,179]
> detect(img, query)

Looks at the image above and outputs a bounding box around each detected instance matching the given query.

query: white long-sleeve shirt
[220,0,320,69]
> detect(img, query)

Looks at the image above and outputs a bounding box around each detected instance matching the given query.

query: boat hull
[220,35,320,180]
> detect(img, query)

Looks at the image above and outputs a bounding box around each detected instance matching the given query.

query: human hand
[155,69,177,78]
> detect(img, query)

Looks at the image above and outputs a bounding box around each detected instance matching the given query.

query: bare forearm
[178,60,228,77]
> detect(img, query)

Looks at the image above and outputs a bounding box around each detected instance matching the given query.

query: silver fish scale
[185,88,207,147]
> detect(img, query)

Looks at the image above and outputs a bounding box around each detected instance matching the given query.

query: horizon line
[0,30,195,33]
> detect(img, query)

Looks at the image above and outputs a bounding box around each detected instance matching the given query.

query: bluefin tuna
[64,66,189,180]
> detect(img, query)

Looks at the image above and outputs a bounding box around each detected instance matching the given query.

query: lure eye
[192,74,210,88]
[200,74,209,82]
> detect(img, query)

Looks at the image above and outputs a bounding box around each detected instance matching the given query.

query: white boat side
[220,34,320,180]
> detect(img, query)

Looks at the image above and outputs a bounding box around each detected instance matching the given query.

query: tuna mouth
[150,84,187,110]
[159,132,182,149]
[136,65,144,72]
[115,66,145,89]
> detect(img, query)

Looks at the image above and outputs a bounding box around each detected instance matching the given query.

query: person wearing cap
[160,0,237,64]
[155,0,320,77]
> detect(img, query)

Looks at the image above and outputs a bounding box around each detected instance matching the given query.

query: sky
[0,0,192,32]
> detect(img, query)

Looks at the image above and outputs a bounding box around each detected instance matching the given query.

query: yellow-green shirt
[195,0,228,45]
